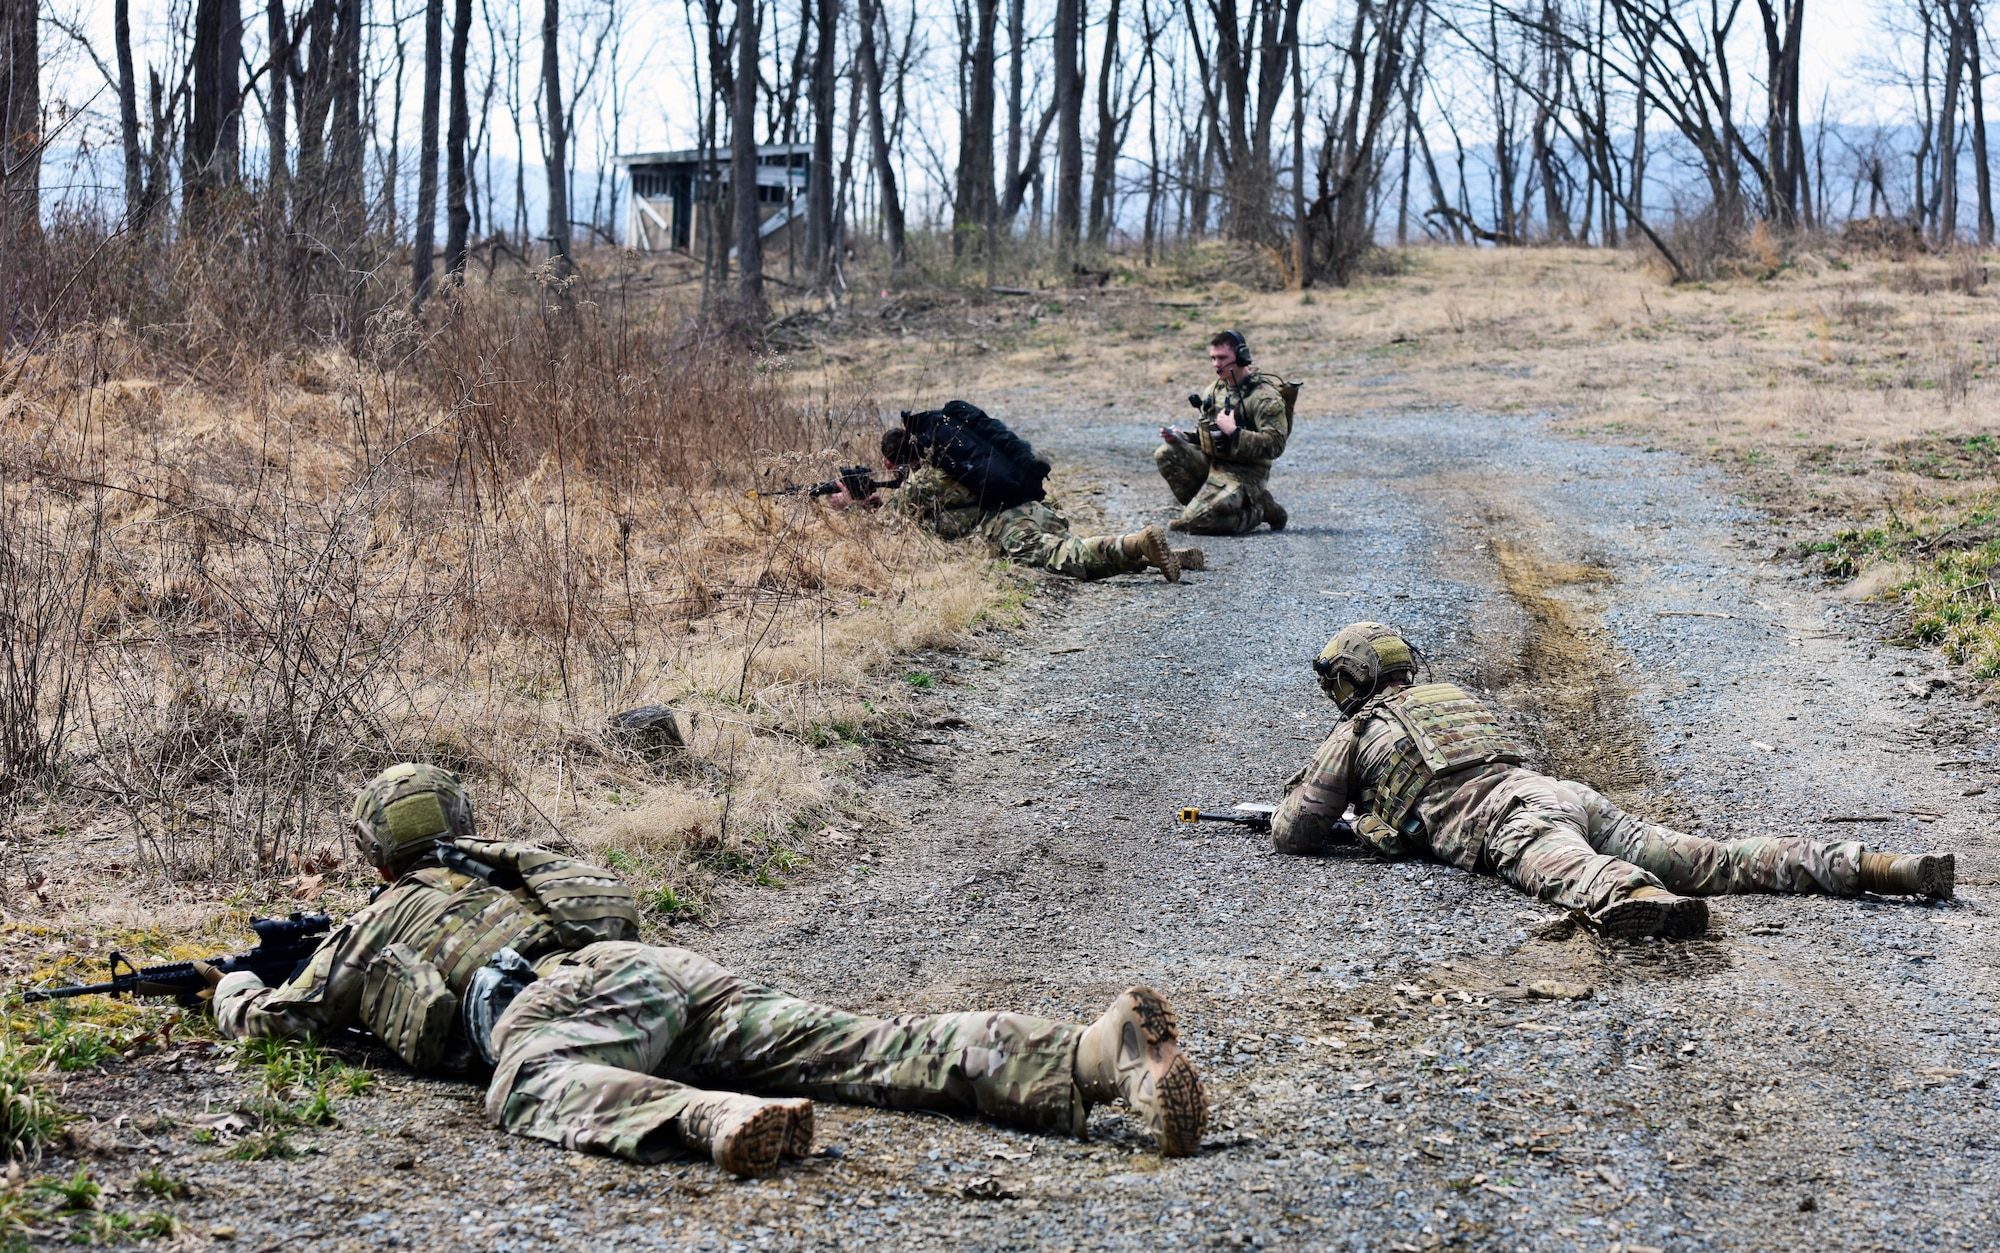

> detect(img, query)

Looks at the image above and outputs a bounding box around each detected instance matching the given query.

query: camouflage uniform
[885,466,1145,581]
[489,943,1080,1161]
[1155,371,1290,535]
[1271,684,1867,912]
[214,842,1085,1163]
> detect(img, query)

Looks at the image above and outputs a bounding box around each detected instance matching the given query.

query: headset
[1216,329,1252,367]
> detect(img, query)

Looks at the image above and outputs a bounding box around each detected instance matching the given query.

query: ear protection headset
[1217,329,1252,367]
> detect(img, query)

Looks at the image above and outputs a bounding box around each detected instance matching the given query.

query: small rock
[1529,915,1578,942]
[961,1176,1019,1200]
[210,1226,237,1241]
[1798,1195,1818,1212]
[606,705,690,753]
[1526,980,1593,1001]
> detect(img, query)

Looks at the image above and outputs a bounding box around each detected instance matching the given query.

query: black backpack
[899,400,1051,513]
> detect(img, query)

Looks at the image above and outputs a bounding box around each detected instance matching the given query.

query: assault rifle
[1178,803,1277,833]
[20,912,334,1007]
[749,466,906,500]
[1179,804,1358,843]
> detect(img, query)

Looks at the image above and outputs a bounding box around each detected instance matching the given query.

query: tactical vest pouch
[1276,379,1301,422]
[422,882,560,992]
[1369,683,1525,830]
[360,943,459,1072]
[451,840,641,948]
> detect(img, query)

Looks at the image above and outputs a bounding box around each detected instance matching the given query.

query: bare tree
[1054,0,1083,255]
[117,0,146,219]
[732,0,765,308]
[413,0,444,307]
[855,0,906,266]
[1183,0,1303,241]
[541,0,573,272]
[807,0,839,280]
[953,0,1000,258]
[444,0,473,273]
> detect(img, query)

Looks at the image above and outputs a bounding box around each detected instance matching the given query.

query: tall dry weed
[0,254,1003,910]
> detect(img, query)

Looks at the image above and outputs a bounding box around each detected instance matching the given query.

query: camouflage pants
[1152,441,1272,535]
[980,502,1144,581]
[1482,777,1865,914]
[486,942,1083,1163]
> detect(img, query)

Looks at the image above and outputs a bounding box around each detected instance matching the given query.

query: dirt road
[56,401,2000,1250]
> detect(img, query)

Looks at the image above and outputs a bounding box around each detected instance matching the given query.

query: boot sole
[1124,986,1208,1156]
[713,1104,792,1178]
[1140,528,1181,582]
[778,1099,814,1158]
[1596,894,1709,941]
[1921,853,1956,900]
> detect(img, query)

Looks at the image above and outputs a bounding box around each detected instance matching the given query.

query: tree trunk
[330,0,365,240]
[263,0,288,202]
[732,0,764,309]
[1086,0,1121,246]
[954,0,998,258]
[116,0,145,220]
[1,0,39,343]
[220,0,244,183]
[1941,0,1965,242]
[186,0,226,213]
[1967,0,1993,245]
[1004,0,1024,222]
[808,0,838,281]
[412,0,443,308]
[1053,0,1083,258]
[541,0,573,271]
[854,0,905,267]
[444,0,472,273]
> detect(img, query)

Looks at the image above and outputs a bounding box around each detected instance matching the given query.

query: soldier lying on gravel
[203,765,1208,1177]
[829,403,1202,583]
[1267,623,1957,940]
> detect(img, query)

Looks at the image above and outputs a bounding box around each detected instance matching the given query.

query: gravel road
[49,403,2000,1251]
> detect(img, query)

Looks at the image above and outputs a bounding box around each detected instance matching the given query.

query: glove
[192,960,223,1004]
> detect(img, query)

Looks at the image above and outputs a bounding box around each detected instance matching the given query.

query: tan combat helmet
[350,763,475,871]
[1312,621,1419,716]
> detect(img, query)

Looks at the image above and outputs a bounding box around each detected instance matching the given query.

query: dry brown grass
[0,258,1022,938]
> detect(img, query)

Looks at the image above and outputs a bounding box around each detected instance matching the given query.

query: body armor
[1364,683,1526,833]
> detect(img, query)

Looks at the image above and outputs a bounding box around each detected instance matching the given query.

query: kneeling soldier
[1269,623,1955,939]
[1153,330,1291,535]
[208,765,1208,1176]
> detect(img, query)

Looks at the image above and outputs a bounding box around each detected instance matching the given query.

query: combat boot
[1074,986,1207,1156]
[1121,525,1181,583]
[1859,851,1954,899]
[1173,547,1206,571]
[1590,886,1709,941]
[1258,490,1288,531]
[673,1091,807,1177]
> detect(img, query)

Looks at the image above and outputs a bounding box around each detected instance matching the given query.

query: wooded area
[5,0,2000,342]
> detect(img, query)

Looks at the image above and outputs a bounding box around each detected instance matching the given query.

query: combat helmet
[350,763,475,871]
[1313,622,1419,716]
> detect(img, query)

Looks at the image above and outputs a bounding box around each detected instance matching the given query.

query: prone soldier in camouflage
[835,430,1203,582]
[1153,330,1292,535]
[209,764,1208,1177]
[1267,623,1956,940]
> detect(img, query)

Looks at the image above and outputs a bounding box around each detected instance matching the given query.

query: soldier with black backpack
[831,400,1202,583]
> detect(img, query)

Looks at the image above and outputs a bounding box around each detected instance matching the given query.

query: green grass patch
[1811,494,2000,675]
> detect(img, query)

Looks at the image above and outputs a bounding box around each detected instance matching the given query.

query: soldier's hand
[192,960,223,1003]
[1216,407,1239,436]
[825,485,857,509]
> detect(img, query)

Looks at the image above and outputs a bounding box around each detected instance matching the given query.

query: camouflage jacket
[1271,704,1535,869]
[1194,370,1290,469]
[883,466,985,540]
[213,839,636,1045]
